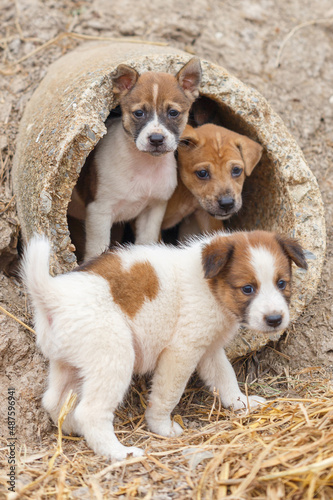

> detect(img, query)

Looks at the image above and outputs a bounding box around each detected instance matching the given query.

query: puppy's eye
[133,110,145,118]
[196,169,210,180]
[168,109,180,118]
[277,279,287,290]
[231,166,243,177]
[241,284,255,295]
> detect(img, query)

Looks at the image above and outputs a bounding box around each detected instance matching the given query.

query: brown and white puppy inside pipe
[162,123,263,234]
[68,58,202,261]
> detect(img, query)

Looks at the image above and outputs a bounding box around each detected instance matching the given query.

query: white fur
[22,232,292,461]
[247,245,290,331]
[84,117,177,260]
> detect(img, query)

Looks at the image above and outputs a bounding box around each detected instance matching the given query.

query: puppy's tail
[21,234,54,314]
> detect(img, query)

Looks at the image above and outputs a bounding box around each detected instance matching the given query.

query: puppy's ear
[276,235,308,270]
[235,136,263,176]
[202,237,234,279]
[179,124,200,149]
[176,58,202,101]
[112,64,139,96]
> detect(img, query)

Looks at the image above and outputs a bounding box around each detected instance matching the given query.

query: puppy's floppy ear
[179,124,200,149]
[276,235,308,270]
[112,64,139,95]
[235,136,263,176]
[176,57,202,101]
[202,236,234,279]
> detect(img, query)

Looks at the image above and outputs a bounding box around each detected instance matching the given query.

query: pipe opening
[67,94,285,262]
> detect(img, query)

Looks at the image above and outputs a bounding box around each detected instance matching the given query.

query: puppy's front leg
[198,344,266,411]
[146,347,197,437]
[85,201,113,261]
[135,200,167,244]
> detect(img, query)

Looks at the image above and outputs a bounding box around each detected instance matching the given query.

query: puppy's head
[202,231,307,332]
[111,58,202,156]
[178,124,263,220]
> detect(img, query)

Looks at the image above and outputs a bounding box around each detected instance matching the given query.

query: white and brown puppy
[22,231,307,461]
[163,123,263,233]
[68,58,202,260]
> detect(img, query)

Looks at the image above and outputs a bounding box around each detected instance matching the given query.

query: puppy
[22,230,307,461]
[67,58,202,260]
[162,123,263,232]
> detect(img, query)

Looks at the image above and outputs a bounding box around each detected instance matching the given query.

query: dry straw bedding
[1,371,332,499]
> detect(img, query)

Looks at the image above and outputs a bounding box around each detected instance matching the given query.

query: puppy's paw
[111,445,144,462]
[169,421,183,437]
[247,395,266,408]
[124,446,145,458]
[146,415,183,438]
[228,393,266,411]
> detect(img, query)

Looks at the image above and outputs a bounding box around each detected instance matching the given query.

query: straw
[2,372,332,499]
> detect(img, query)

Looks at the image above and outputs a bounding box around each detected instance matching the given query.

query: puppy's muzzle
[149,134,165,146]
[218,196,235,212]
[265,314,283,328]
[210,196,237,219]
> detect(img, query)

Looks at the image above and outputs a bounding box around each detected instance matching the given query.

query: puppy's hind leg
[73,314,144,461]
[43,360,82,435]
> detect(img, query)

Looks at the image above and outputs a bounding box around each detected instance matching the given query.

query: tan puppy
[163,123,263,232]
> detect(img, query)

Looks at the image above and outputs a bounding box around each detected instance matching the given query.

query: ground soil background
[0,0,333,454]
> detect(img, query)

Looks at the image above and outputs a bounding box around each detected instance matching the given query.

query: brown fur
[163,124,263,231]
[78,253,159,318]
[202,231,305,321]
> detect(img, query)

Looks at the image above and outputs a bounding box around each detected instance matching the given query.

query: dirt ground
[0,0,333,497]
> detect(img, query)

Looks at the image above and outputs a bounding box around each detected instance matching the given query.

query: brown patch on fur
[202,231,305,321]
[117,58,201,118]
[276,235,308,270]
[78,253,159,318]
[244,231,294,307]
[202,232,256,319]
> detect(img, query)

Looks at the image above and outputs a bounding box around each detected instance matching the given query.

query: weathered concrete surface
[12,41,326,359]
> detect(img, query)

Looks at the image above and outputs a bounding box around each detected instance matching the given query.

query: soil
[1,0,333,447]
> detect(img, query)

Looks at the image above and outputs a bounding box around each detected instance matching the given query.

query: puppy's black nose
[218,197,235,211]
[149,134,165,145]
[265,314,283,328]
